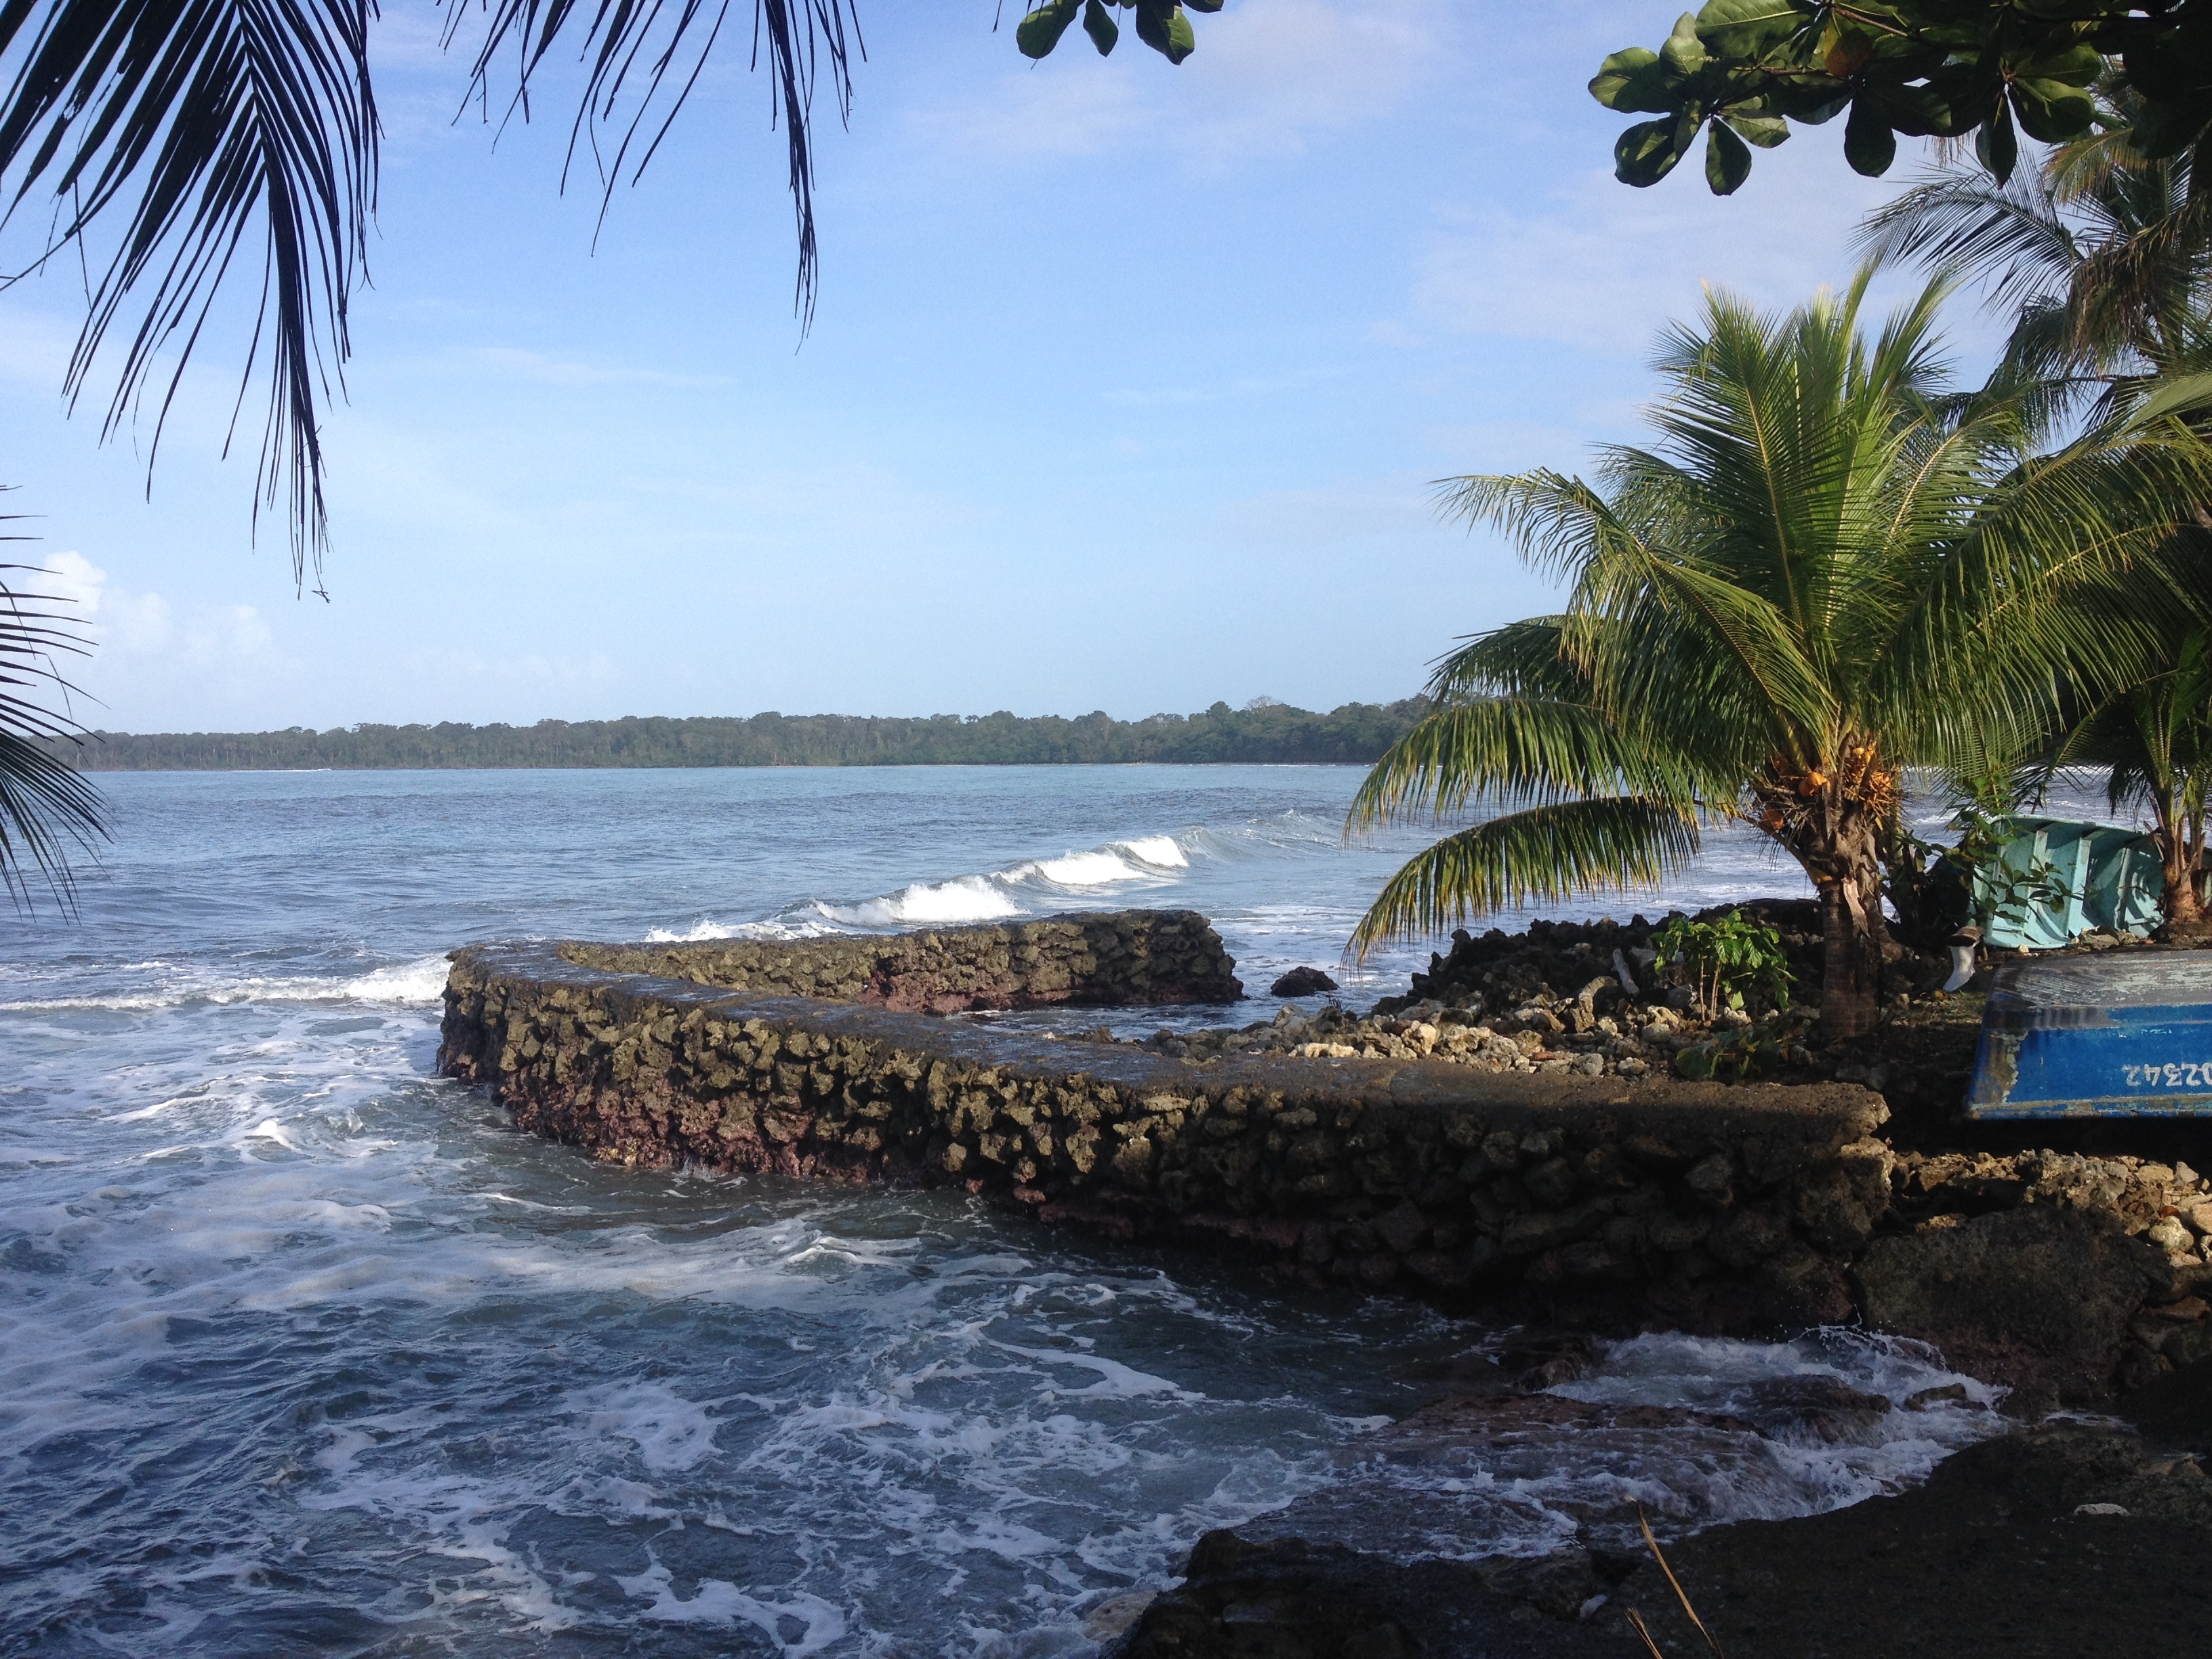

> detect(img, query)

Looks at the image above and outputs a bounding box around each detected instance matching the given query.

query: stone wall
[439,922,1894,1333]
[561,908,1241,1012]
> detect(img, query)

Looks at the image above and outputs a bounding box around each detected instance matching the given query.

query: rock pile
[1146,994,1709,1080]
[567,909,1242,1013]
[1878,1149,2212,1388]
[1372,903,1830,1015]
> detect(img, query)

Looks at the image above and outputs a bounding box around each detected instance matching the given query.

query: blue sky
[7,3,1986,734]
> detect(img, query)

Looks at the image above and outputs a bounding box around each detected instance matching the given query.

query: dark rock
[1270,966,1340,997]
[2119,1355,2212,1450]
[1106,1531,1614,1659]
[1627,1427,2212,1656]
[1372,1201,1429,1255]
[1853,1206,2171,1398]
[1683,1151,1734,1206]
[1729,1375,1894,1443]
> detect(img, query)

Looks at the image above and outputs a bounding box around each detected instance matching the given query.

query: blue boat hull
[1967,954,2212,1118]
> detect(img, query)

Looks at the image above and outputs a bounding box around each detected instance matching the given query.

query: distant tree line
[57,699,1427,772]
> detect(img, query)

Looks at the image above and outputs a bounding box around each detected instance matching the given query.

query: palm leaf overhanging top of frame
[0,2,861,592]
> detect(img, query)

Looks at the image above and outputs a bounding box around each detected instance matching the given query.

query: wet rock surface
[566,909,1242,1012]
[1112,1411,2212,1658]
[1269,966,1340,998]
[1872,1151,2212,1402]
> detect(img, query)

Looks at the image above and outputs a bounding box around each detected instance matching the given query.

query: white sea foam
[0,952,452,1013]
[611,1565,848,1654]
[821,872,1024,928]
[585,1381,723,1473]
[807,830,1204,931]
[1244,1327,2009,1565]
[644,917,847,943]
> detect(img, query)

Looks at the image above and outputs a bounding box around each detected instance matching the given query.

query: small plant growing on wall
[1652,912,1793,1018]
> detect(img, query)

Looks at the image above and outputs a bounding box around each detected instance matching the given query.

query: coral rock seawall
[438,912,1897,1335]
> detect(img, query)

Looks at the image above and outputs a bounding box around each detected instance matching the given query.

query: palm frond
[1349,798,1701,956]
[1420,617,1582,706]
[0,3,865,587]
[0,559,106,909]
[0,0,377,592]
[1854,165,2077,319]
[453,0,863,329]
[1345,694,1706,833]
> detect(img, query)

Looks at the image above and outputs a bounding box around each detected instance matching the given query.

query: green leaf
[1615,115,1697,187]
[1134,0,1195,64]
[1694,0,1809,55]
[1591,47,1675,115]
[1082,0,1119,55]
[1185,0,1224,9]
[1843,100,1897,176]
[2008,77,2094,144]
[1724,110,1790,148]
[1705,117,1753,193]
[1017,0,1084,59]
[1975,98,2019,184]
[1661,12,1707,79]
[1862,76,1970,138]
[1673,1042,1718,1080]
[2121,95,2212,161]
[1768,82,1848,124]
[2015,42,2103,89]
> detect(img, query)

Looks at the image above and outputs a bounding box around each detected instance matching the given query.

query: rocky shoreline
[435,905,2212,1655]
[1106,1400,2212,1656]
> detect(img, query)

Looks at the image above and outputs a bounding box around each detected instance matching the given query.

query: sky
[3,2,2001,735]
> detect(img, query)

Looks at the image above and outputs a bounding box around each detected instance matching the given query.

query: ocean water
[1,766,2009,1656]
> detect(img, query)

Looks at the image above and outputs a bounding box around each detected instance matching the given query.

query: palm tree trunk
[2160,818,2208,937]
[2150,787,2209,939]
[1816,860,1889,1040]
[1790,778,1892,1040]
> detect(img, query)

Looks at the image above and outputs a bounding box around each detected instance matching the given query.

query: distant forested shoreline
[56,699,1426,771]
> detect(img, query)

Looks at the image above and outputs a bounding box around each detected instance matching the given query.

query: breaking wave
[656,830,1204,940]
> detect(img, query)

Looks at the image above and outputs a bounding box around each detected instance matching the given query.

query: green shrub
[1652,911,1793,1016]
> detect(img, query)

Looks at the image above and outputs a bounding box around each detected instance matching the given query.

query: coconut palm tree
[1858,87,2212,938]
[1348,271,2212,1038]
[1856,78,2212,432]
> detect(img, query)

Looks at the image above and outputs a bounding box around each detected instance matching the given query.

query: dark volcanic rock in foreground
[1853,1206,2175,1401]
[1112,1413,2212,1658]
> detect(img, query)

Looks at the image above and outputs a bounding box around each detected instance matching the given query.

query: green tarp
[1973,815,2164,949]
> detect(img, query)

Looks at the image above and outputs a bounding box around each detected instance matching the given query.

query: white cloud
[1406,138,1994,356]
[39,551,293,729]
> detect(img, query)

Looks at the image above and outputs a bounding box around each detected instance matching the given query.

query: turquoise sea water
[2,766,2006,1656]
